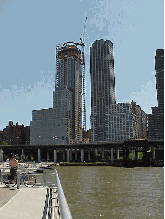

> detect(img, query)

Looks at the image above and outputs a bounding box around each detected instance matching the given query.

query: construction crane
[80,17,87,133]
[63,17,87,138]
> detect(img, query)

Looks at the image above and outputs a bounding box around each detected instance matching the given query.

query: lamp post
[53,136,58,145]
[38,136,41,144]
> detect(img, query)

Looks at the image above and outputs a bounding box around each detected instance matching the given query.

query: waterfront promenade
[0,186,47,219]
[0,165,72,219]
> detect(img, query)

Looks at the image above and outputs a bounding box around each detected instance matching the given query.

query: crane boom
[81,17,87,133]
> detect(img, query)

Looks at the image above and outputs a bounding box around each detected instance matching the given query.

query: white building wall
[105,103,134,142]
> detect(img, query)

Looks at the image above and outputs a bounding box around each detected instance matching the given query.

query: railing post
[42,188,49,219]
[0,169,3,184]
[17,172,20,189]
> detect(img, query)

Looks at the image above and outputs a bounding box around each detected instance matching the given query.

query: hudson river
[41,166,164,219]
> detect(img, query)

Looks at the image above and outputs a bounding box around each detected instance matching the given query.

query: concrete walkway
[0,185,19,209]
[0,187,47,219]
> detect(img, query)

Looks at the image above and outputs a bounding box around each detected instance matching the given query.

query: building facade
[2,121,30,145]
[30,43,82,145]
[90,39,116,142]
[130,101,147,139]
[105,102,147,142]
[148,49,164,140]
[30,108,69,145]
[54,43,82,143]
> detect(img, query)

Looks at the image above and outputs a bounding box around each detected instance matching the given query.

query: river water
[40,166,164,219]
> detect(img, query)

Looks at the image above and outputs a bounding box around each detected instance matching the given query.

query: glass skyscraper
[90,39,116,142]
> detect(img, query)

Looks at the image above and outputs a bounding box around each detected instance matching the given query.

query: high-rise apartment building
[30,43,82,145]
[105,101,147,142]
[148,49,164,140]
[54,43,82,143]
[90,39,116,142]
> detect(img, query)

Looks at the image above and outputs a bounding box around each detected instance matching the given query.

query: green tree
[1,141,8,145]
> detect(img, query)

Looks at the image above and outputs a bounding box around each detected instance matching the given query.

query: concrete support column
[67,150,70,163]
[1,150,3,162]
[30,153,33,161]
[116,148,119,160]
[95,148,98,155]
[63,150,65,161]
[47,152,49,161]
[132,150,134,160]
[38,149,41,163]
[75,149,77,161]
[102,148,105,160]
[88,149,90,161]
[0,149,3,162]
[137,149,139,159]
[70,149,72,161]
[153,148,155,160]
[21,149,24,160]
[111,148,113,163]
[81,149,84,162]
[54,150,57,163]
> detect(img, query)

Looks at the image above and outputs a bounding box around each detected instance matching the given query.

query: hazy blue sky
[0,0,164,131]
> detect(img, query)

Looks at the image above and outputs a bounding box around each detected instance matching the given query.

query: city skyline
[0,0,163,131]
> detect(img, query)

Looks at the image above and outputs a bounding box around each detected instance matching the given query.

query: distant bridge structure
[0,139,163,166]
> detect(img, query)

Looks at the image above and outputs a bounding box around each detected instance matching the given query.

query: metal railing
[55,169,72,219]
[42,187,60,219]
[42,170,72,219]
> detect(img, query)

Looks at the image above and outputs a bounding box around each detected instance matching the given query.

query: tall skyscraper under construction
[30,43,82,145]
[53,43,82,143]
[90,39,116,142]
[148,49,164,140]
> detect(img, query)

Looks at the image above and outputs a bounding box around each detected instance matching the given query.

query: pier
[0,164,73,219]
